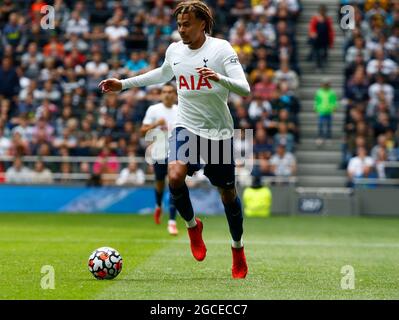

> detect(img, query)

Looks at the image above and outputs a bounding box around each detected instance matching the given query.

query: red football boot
[231,246,248,279]
[154,207,162,225]
[187,218,207,261]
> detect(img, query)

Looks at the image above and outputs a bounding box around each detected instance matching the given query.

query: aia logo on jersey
[179,75,212,90]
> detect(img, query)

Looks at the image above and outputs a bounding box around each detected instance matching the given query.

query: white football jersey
[142,102,177,161]
[167,37,241,140]
[122,36,250,141]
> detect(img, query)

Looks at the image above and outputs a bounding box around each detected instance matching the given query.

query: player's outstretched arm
[99,60,174,93]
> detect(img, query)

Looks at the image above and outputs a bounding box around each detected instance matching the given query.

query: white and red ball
[88,247,122,280]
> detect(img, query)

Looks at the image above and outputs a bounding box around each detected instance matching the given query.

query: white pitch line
[130,239,399,249]
[1,238,398,248]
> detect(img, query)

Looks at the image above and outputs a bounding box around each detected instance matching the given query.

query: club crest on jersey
[203,58,208,67]
[179,75,212,90]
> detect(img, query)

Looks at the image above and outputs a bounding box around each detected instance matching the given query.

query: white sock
[232,239,244,249]
[168,220,176,226]
[185,216,197,228]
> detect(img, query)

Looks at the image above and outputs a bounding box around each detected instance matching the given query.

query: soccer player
[99,0,250,278]
[140,83,178,236]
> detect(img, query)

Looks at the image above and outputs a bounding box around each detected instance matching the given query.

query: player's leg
[205,139,244,245]
[206,166,248,279]
[168,127,206,261]
[204,138,248,278]
[168,127,198,226]
[168,161,206,261]
[168,161,192,222]
[218,186,247,279]
[166,161,178,235]
[153,162,168,225]
[155,160,178,234]
[167,193,178,236]
[219,187,243,248]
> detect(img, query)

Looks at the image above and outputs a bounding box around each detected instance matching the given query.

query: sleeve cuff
[120,79,127,91]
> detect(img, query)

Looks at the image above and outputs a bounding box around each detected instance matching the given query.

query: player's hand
[98,78,122,93]
[195,67,220,82]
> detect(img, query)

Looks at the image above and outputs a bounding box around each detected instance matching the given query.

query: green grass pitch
[1,214,399,299]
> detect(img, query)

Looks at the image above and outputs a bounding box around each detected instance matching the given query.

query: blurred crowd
[340,0,399,185]
[0,0,303,185]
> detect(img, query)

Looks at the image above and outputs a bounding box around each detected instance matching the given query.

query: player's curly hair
[173,0,214,34]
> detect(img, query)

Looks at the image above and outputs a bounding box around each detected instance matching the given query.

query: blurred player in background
[99,0,250,278]
[140,83,178,236]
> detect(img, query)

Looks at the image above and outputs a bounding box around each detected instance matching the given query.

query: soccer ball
[88,247,123,280]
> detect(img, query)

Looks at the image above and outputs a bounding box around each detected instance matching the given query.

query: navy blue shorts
[168,127,235,189]
[153,160,168,181]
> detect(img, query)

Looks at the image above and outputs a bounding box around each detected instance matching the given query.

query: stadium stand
[0,0,303,186]
[340,0,399,187]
